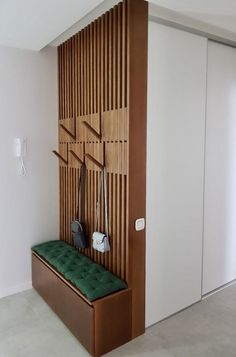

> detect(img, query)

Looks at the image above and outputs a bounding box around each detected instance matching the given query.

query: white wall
[203,41,236,295]
[146,22,207,327]
[0,45,59,298]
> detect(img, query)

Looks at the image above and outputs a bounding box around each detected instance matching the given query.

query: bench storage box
[32,241,132,357]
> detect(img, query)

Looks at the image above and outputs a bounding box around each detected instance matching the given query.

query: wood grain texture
[32,252,132,357]
[93,289,132,356]
[57,0,129,282]
[127,0,148,337]
[56,0,148,338]
[32,253,94,354]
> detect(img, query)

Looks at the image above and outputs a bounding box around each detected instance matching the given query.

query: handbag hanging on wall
[71,163,88,249]
[92,168,110,253]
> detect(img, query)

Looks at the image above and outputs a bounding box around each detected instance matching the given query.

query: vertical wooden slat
[62,44,65,118]
[68,39,71,118]
[111,173,116,273]
[71,167,74,243]
[89,24,93,116]
[78,34,80,118]
[58,46,61,119]
[118,3,122,110]
[91,170,95,261]
[100,16,104,116]
[116,174,121,277]
[59,166,62,239]
[71,37,73,118]
[93,21,97,115]
[61,46,63,119]
[113,7,117,111]
[64,166,67,240]
[79,33,82,117]
[87,26,90,116]
[64,43,66,119]
[93,170,98,263]
[97,18,101,117]
[108,172,112,271]
[120,174,125,280]
[72,36,75,117]
[69,167,72,244]
[90,24,93,116]
[75,36,78,117]
[65,41,68,118]
[122,1,126,109]
[108,10,112,111]
[66,41,69,118]
[82,29,87,115]
[104,13,108,112]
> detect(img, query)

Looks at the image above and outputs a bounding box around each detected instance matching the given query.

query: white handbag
[92,168,110,253]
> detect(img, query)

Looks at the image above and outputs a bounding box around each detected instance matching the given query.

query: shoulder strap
[78,163,86,222]
[95,170,103,231]
[103,168,109,237]
[95,168,109,236]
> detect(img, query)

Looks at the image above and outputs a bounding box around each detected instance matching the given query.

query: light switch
[135,218,145,231]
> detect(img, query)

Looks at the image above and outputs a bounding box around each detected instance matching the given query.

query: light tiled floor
[0,283,235,357]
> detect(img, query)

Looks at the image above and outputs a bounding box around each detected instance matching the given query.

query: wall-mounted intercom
[14,138,27,176]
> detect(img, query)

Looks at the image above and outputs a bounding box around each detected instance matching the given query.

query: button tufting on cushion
[32,240,127,301]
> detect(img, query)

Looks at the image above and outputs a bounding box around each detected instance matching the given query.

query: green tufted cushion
[32,240,127,302]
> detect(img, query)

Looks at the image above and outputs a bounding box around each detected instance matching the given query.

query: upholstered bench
[31,240,132,357]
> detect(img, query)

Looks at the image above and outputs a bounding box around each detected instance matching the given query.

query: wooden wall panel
[57,1,129,282]
[56,0,147,336]
[127,0,148,337]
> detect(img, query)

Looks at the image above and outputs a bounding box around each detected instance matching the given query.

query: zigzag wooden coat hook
[82,112,102,140]
[70,150,84,165]
[52,150,68,165]
[85,154,104,170]
[60,115,76,140]
[85,142,105,170]
[52,143,68,165]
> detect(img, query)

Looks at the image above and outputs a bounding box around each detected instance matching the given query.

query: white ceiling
[0,0,103,51]
[150,0,236,35]
[1,0,236,51]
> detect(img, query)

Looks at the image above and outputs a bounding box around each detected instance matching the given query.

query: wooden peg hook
[52,150,68,165]
[69,150,84,165]
[82,112,102,140]
[60,114,77,140]
[85,142,105,170]
[85,154,104,170]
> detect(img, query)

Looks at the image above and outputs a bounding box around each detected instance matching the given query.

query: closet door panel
[203,41,236,295]
[146,22,207,327]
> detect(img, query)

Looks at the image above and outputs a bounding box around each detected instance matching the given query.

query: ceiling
[150,0,236,35]
[1,0,236,51]
[0,0,103,51]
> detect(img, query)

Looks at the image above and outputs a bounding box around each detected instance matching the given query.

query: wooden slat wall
[56,0,148,336]
[57,1,129,281]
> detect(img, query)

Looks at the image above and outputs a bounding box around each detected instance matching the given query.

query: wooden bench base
[32,252,132,357]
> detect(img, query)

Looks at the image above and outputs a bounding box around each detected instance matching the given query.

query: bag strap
[95,170,103,231]
[77,163,86,222]
[95,168,109,236]
[103,168,109,237]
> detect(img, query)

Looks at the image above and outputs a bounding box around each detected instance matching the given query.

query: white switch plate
[135,218,145,231]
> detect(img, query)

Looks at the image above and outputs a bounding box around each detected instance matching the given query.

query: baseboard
[202,279,236,300]
[0,281,32,299]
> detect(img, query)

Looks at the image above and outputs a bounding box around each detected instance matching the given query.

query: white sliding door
[203,41,236,295]
[146,22,207,327]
